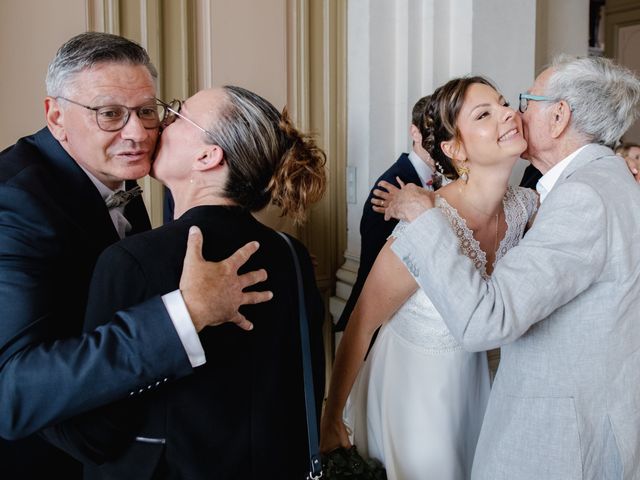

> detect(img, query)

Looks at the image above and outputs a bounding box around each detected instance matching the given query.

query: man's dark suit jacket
[0,128,195,478]
[52,206,325,480]
[336,153,423,331]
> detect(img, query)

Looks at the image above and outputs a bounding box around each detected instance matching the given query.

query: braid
[420,87,456,178]
[420,99,437,156]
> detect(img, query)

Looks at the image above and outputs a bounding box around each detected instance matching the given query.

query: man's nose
[120,112,151,141]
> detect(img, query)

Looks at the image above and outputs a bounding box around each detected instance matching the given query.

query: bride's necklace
[492,210,499,255]
[459,190,501,255]
[483,210,500,257]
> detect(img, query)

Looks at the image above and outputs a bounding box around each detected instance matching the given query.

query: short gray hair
[46,32,158,97]
[545,55,640,147]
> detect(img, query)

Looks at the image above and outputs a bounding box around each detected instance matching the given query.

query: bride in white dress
[320,77,538,480]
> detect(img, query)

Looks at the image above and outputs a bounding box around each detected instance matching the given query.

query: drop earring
[456,161,469,184]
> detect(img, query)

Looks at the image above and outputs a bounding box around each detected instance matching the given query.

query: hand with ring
[371,176,436,222]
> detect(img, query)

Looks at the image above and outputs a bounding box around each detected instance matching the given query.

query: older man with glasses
[0,32,271,479]
[517,91,640,189]
[517,92,566,189]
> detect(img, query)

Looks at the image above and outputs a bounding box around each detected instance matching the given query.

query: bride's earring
[456,161,469,184]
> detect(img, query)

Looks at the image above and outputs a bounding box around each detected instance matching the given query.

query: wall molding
[86,0,120,34]
[194,0,214,90]
[287,0,347,377]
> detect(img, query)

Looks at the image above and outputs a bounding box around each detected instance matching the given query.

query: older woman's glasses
[56,97,164,132]
[157,99,215,140]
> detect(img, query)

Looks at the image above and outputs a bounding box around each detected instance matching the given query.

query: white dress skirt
[344,187,538,480]
[345,289,490,480]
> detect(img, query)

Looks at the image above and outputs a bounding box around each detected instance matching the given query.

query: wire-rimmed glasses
[156,98,215,139]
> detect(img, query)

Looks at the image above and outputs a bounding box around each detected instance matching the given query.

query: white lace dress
[344,186,538,480]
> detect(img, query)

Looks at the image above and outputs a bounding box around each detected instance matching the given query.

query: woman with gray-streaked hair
[48,85,328,480]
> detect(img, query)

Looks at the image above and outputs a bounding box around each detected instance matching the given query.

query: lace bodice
[386,186,537,353]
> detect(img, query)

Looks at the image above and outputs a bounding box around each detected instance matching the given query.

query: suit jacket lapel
[558,144,614,184]
[33,128,121,249]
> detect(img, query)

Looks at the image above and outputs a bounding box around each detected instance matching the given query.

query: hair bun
[268,107,327,224]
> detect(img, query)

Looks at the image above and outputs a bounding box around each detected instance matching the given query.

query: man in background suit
[336,95,438,331]
[0,32,270,478]
[380,55,640,479]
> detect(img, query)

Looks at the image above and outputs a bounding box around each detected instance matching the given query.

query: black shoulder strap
[276,232,322,479]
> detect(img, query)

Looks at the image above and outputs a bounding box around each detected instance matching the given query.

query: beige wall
[617,24,640,142]
[194,0,292,233]
[606,0,640,143]
[535,0,589,75]
[0,0,87,149]
[209,0,287,109]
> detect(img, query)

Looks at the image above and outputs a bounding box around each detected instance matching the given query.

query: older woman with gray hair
[48,85,328,480]
[375,55,640,479]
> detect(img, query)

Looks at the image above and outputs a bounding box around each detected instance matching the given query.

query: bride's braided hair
[420,75,496,180]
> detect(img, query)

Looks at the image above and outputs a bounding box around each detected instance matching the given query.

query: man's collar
[537,145,589,203]
[77,165,125,202]
[408,150,435,188]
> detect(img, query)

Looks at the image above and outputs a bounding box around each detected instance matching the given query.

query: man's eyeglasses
[156,99,215,140]
[518,93,556,113]
[56,97,164,132]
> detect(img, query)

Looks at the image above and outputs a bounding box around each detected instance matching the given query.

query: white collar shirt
[78,166,131,239]
[408,150,435,190]
[536,145,588,204]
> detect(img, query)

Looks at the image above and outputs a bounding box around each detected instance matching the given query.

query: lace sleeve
[388,220,410,240]
[513,186,539,222]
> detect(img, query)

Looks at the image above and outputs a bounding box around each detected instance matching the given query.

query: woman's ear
[45,97,66,142]
[194,145,225,172]
[440,139,467,166]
